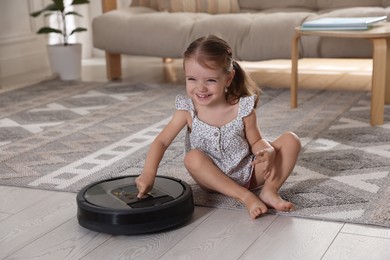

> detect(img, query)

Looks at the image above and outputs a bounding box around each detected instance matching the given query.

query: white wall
[0,0,50,78]
[0,0,131,80]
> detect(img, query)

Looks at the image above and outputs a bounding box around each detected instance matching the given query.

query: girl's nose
[198,82,208,91]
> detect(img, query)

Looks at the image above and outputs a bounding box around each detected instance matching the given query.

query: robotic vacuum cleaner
[77,175,194,235]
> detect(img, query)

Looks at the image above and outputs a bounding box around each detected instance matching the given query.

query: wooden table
[291,22,390,125]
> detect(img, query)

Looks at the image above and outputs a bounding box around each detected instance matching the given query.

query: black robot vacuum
[77,175,194,235]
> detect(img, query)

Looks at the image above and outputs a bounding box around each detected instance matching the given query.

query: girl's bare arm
[136,110,189,197]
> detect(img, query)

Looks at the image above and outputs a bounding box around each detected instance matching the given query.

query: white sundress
[175,94,256,186]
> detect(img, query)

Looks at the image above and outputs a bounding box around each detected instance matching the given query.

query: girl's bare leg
[251,132,301,212]
[184,149,268,219]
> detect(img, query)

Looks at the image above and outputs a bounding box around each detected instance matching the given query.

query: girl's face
[184,57,234,107]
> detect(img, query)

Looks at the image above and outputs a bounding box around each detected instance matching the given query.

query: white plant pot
[47,43,82,81]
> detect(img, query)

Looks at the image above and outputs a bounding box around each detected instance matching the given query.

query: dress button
[214,132,219,137]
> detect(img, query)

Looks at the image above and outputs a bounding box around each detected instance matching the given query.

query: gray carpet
[1,79,389,227]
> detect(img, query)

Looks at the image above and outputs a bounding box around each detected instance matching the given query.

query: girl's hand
[135,173,155,198]
[251,147,276,179]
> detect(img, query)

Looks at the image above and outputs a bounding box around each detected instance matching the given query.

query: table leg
[291,33,300,108]
[370,38,387,125]
[384,38,390,105]
[105,52,121,80]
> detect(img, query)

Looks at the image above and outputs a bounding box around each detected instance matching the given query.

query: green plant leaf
[69,27,87,35]
[65,11,83,17]
[71,0,90,5]
[31,0,89,43]
[30,3,58,17]
[37,27,63,35]
[52,0,65,11]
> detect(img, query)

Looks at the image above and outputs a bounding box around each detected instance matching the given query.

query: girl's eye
[186,77,196,81]
[207,79,217,83]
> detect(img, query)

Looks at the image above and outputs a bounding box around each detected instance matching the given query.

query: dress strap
[175,94,195,117]
[238,95,256,118]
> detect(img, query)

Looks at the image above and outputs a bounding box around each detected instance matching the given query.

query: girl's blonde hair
[183,35,261,107]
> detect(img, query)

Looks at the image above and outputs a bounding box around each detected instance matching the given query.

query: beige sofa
[93,0,390,79]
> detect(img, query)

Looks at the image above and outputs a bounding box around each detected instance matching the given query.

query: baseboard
[0,51,51,78]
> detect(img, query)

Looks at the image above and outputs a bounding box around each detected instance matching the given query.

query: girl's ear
[227,69,235,86]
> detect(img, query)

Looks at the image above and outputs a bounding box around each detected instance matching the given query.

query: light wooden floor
[1,56,389,260]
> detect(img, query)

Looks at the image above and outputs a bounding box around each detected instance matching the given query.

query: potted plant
[31,0,90,81]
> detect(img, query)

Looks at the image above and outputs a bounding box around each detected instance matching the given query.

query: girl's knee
[184,149,206,172]
[277,132,301,153]
[285,132,301,150]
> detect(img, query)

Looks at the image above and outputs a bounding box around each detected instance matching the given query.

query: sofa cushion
[238,0,389,10]
[238,0,317,10]
[238,12,312,60]
[93,10,210,58]
[157,0,240,14]
[317,0,384,9]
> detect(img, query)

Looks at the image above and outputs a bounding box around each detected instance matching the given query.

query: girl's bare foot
[260,188,294,212]
[242,191,268,219]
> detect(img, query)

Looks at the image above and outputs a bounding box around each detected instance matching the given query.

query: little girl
[136,35,301,219]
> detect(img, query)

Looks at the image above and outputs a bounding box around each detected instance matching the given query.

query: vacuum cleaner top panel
[84,176,184,209]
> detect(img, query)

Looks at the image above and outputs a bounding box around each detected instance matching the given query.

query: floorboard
[240,216,343,260]
[160,209,277,260]
[5,218,110,260]
[341,223,390,239]
[322,233,390,260]
[81,207,214,260]
[0,186,53,214]
[0,190,76,259]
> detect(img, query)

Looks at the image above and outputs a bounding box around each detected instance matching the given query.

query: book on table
[300,16,387,31]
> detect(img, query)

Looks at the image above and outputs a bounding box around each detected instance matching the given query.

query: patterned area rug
[1,80,389,227]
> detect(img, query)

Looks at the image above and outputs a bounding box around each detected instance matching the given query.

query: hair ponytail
[227,61,260,107]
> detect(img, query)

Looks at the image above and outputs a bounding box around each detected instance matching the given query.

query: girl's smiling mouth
[196,93,211,99]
